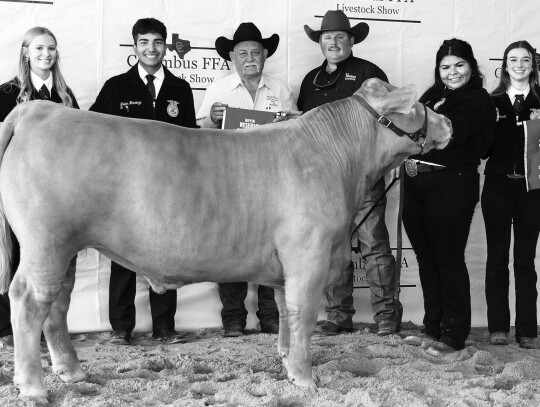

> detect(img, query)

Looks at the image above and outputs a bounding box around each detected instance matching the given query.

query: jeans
[403,170,478,350]
[481,175,540,339]
[324,178,398,326]
[218,282,278,328]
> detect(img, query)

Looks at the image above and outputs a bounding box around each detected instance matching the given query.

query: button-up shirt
[507,84,530,105]
[30,71,53,95]
[138,64,164,99]
[197,72,297,128]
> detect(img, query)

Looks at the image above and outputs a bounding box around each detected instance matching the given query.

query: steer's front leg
[273,287,290,360]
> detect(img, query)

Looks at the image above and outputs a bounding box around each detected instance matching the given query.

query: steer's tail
[0,107,19,294]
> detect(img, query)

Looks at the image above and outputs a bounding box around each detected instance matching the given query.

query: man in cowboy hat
[196,22,297,337]
[197,22,297,128]
[298,9,402,336]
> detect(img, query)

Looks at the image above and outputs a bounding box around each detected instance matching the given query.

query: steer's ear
[377,84,417,115]
[358,79,417,115]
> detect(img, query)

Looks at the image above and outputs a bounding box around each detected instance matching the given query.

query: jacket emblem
[167,100,179,117]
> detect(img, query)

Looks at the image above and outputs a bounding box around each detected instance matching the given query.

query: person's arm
[89,80,114,114]
[444,90,496,146]
[0,82,18,121]
[67,88,80,109]
[196,84,223,128]
[181,84,197,129]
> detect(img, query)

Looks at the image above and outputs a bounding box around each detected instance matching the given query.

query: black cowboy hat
[215,22,280,61]
[304,10,369,44]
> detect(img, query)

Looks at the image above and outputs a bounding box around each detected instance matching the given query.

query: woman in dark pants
[482,40,540,349]
[402,38,496,356]
[0,26,78,349]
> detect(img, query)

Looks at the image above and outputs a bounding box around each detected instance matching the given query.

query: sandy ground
[0,322,539,407]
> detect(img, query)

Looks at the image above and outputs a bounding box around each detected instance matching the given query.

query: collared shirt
[297,54,388,113]
[138,64,164,99]
[507,84,530,105]
[30,71,53,95]
[196,71,297,128]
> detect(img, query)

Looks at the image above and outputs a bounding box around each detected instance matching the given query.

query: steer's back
[1,101,350,284]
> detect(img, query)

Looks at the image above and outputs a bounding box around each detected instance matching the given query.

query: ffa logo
[167,34,192,59]
[530,108,540,120]
[167,100,179,117]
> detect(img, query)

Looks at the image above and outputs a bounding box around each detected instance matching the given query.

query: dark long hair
[420,38,483,104]
[491,40,539,100]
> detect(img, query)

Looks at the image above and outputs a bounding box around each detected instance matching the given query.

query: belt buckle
[405,159,417,177]
[506,173,525,179]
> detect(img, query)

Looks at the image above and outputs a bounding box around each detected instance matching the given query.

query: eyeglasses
[312,66,344,89]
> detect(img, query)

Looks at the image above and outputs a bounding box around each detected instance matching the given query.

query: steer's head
[356,78,452,155]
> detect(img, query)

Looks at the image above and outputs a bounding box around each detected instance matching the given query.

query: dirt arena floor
[0,322,539,406]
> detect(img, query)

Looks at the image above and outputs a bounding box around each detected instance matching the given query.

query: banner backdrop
[0,0,539,332]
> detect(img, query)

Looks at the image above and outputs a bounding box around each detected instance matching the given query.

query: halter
[352,94,429,154]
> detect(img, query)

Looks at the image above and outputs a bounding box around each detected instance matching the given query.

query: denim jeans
[324,178,398,326]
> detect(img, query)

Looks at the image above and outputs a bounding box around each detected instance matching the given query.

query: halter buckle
[377,116,392,128]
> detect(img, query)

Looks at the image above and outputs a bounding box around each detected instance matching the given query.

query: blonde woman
[0,26,78,349]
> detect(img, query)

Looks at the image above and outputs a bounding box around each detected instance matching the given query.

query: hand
[272,109,303,122]
[210,102,228,124]
[389,166,400,182]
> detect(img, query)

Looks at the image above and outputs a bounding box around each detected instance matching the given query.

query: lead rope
[394,162,405,331]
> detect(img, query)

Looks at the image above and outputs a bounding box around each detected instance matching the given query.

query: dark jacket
[484,86,540,175]
[411,86,496,171]
[297,54,388,112]
[89,64,197,128]
[0,78,79,121]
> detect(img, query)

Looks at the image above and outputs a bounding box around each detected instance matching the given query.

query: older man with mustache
[197,22,297,337]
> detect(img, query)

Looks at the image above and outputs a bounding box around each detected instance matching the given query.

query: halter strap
[352,94,428,153]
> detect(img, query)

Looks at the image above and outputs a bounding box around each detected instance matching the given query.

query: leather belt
[506,173,525,179]
[416,163,445,173]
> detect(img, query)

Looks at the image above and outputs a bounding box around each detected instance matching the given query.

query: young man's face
[133,32,166,74]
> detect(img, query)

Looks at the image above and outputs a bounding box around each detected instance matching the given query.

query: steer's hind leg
[11,244,75,402]
[279,244,330,388]
[274,287,290,359]
[43,256,87,384]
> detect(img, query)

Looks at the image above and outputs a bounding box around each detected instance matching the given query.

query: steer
[0,78,451,402]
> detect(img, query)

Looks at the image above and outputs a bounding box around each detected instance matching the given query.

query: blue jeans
[324,178,398,326]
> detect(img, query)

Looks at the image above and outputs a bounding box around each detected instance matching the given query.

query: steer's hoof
[22,395,49,406]
[55,367,88,383]
[288,373,316,388]
[16,386,49,405]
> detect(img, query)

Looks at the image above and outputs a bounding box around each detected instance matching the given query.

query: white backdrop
[0,0,539,332]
